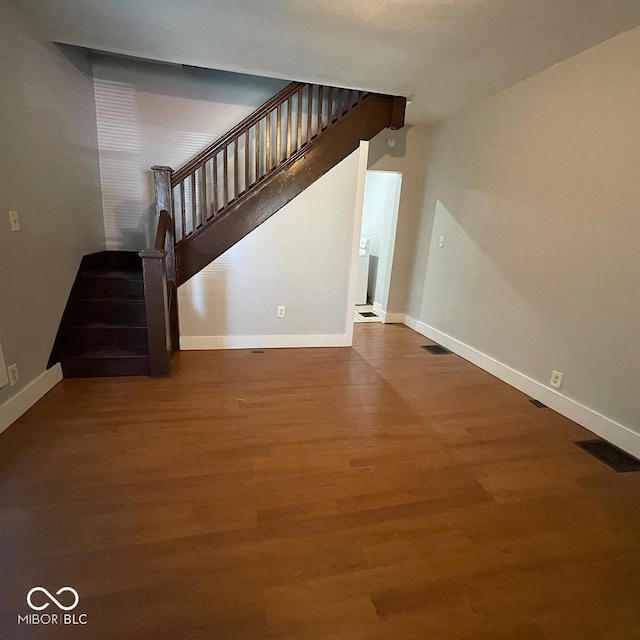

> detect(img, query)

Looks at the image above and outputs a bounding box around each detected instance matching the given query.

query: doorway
[354,170,402,323]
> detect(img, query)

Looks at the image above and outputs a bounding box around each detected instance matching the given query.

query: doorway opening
[354,170,402,323]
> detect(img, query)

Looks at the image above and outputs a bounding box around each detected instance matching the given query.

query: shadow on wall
[108,201,153,251]
[367,125,409,166]
[92,55,289,253]
[91,55,288,108]
[177,259,228,343]
[367,255,378,304]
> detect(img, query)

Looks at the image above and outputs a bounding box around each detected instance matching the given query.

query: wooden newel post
[152,166,175,274]
[147,167,179,377]
[139,248,171,377]
[152,165,174,217]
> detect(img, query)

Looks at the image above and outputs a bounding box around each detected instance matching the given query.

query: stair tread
[64,322,147,330]
[72,297,145,303]
[62,347,149,359]
[82,268,143,279]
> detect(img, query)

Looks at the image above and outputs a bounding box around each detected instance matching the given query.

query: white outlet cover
[438,235,445,247]
[9,211,20,232]
[550,370,563,389]
[8,363,19,386]
[277,306,286,318]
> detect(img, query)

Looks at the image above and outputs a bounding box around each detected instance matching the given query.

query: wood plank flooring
[1,323,639,639]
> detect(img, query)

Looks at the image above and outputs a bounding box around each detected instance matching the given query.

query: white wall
[91,55,287,250]
[0,2,104,422]
[179,145,368,349]
[361,171,401,309]
[412,26,640,455]
[368,126,429,318]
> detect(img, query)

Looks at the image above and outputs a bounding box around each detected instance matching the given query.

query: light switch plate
[9,211,20,232]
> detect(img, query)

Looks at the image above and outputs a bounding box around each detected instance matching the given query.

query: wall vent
[576,439,640,473]
[421,344,452,355]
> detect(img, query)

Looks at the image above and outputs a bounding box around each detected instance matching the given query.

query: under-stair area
[49,81,406,377]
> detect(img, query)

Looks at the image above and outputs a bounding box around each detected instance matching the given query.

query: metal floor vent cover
[422,344,452,355]
[530,399,547,408]
[359,312,378,318]
[576,439,640,473]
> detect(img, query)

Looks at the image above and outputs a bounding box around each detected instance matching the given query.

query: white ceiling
[14,0,640,123]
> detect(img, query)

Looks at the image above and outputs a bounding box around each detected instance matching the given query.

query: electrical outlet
[438,235,445,248]
[550,370,563,390]
[277,306,286,318]
[8,363,19,386]
[9,211,20,232]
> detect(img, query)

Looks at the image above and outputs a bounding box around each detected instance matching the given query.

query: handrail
[139,209,178,377]
[171,81,305,184]
[167,83,368,243]
[153,209,173,252]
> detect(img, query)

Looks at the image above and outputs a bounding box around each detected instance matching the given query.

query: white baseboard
[181,333,352,350]
[401,314,419,331]
[0,364,63,436]
[384,312,407,324]
[372,303,405,324]
[406,318,640,460]
[372,302,387,322]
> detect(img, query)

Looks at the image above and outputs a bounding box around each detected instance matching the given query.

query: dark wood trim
[139,210,177,377]
[390,96,407,130]
[152,166,173,219]
[139,251,171,377]
[317,86,324,134]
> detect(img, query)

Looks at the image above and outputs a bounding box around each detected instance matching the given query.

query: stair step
[61,351,150,378]
[49,251,152,376]
[76,272,145,299]
[66,299,147,326]
[82,268,143,279]
[63,347,149,359]
[81,251,143,274]
[57,326,148,351]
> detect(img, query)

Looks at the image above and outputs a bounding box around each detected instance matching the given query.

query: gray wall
[178,147,367,348]
[0,2,104,405]
[413,26,640,435]
[91,55,287,250]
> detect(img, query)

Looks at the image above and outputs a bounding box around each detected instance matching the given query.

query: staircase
[50,81,405,377]
[49,252,151,377]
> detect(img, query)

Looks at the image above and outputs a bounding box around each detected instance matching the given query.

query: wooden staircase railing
[143,81,405,375]
[139,209,178,376]
[168,83,376,243]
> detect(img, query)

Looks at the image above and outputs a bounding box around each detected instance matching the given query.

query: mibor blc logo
[17,587,88,626]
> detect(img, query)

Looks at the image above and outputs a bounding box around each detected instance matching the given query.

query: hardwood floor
[1,323,639,639]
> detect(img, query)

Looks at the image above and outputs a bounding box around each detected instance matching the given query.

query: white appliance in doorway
[356,238,370,305]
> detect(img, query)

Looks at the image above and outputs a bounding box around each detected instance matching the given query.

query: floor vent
[530,399,547,408]
[576,440,640,473]
[360,312,378,318]
[422,344,452,355]
[251,350,264,354]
